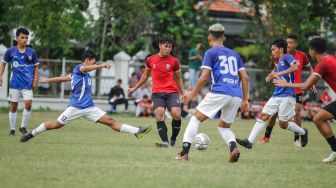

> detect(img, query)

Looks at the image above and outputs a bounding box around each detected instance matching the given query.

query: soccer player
[0,28,39,135]
[128,36,185,148]
[274,37,336,163]
[175,23,250,162]
[20,50,151,142]
[236,38,308,149]
[258,35,315,147]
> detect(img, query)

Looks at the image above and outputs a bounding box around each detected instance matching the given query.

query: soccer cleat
[293,140,302,147]
[300,128,308,147]
[175,153,189,161]
[229,147,240,163]
[19,127,28,134]
[9,130,15,135]
[155,141,170,148]
[134,126,152,138]
[322,152,336,163]
[257,136,270,144]
[170,139,176,147]
[236,138,253,149]
[20,133,34,142]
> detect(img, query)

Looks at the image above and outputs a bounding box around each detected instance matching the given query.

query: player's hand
[128,87,136,94]
[183,91,193,103]
[0,77,3,86]
[273,78,288,87]
[102,63,111,69]
[240,100,250,113]
[266,71,278,82]
[39,77,48,83]
[311,84,317,93]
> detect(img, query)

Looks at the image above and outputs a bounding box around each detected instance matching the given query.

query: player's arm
[80,63,111,73]
[174,70,185,95]
[273,74,320,90]
[0,61,7,86]
[239,69,250,112]
[40,75,71,83]
[276,62,298,77]
[128,68,151,94]
[305,64,317,92]
[32,65,39,90]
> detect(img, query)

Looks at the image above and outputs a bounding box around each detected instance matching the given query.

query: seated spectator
[131,83,151,116]
[38,63,50,94]
[138,95,154,117]
[108,79,128,113]
[241,100,259,119]
[320,87,332,105]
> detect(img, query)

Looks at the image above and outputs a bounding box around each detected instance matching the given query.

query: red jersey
[314,55,336,92]
[293,50,310,94]
[146,54,180,94]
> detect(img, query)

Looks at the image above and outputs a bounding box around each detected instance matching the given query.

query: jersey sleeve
[285,54,296,65]
[32,50,39,65]
[74,64,85,75]
[237,55,245,71]
[2,48,12,63]
[313,60,327,78]
[302,53,310,66]
[201,50,212,70]
[173,59,181,71]
[145,58,151,69]
[188,49,195,57]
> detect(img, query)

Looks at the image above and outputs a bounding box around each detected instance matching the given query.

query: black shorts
[152,92,180,110]
[295,93,303,104]
[323,101,336,117]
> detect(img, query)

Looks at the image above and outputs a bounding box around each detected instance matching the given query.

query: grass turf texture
[0,111,336,188]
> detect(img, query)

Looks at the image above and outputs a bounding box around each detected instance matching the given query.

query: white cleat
[322,152,336,163]
[293,140,302,147]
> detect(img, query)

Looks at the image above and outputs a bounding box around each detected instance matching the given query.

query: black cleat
[170,139,176,147]
[236,138,253,149]
[300,128,308,147]
[134,126,152,138]
[20,133,34,142]
[9,130,15,135]
[19,127,28,134]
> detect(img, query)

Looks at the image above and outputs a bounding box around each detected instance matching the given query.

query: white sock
[287,122,305,135]
[21,109,32,128]
[248,119,266,143]
[217,127,236,146]
[183,116,201,143]
[9,112,17,130]
[120,124,139,134]
[31,123,47,136]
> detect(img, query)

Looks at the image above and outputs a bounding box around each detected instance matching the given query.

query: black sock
[265,126,273,138]
[229,141,237,152]
[157,121,169,142]
[181,142,191,155]
[171,119,181,141]
[326,135,336,152]
[294,132,300,141]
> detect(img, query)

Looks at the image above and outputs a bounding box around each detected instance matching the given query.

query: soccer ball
[194,133,210,150]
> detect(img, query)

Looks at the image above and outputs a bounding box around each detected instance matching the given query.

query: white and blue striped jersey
[201,46,245,98]
[68,64,94,109]
[2,46,39,89]
[272,54,296,97]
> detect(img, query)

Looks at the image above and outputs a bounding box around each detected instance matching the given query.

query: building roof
[195,0,250,15]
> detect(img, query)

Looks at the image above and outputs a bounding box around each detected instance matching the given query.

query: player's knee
[313,115,322,125]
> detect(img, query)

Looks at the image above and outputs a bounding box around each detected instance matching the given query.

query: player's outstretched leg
[237,118,267,149]
[280,121,308,147]
[21,121,63,142]
[217,125,240,162]
[258,113,277,144]
[97,114,152,138]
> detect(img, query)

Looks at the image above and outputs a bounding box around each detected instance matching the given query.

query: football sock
[294,132,300,141]
[9,112,17,131]
[182,116,201,143]
[248,119,266,143]
[157,121,169,142]
[217,127,236,149]
[326,136,336,152]
[265,126,273,138]
[21,109,31,128]
[171,119,181,140]
[229,141,237,152]
[181,142,191,156]
[120,124,139,134]
[31,123,47,136]
[286,122,305,135]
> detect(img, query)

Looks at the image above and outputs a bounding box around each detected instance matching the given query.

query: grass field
[1,111,336,188]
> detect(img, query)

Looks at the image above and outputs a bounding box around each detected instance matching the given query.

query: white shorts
[262,96,295,121]
[8,89,33,102]
[196,92,242,124]
[57,106,106,125]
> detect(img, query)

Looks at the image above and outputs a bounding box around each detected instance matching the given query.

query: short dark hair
[117,79,122,83]
[287,34,298,41]
[271,38,287,54]
[16,28,29,37]
[158,36,176,47]
[309,37,326,54]
[209,31,224,39]
[81,49,97,62]
[140,65,146,69]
